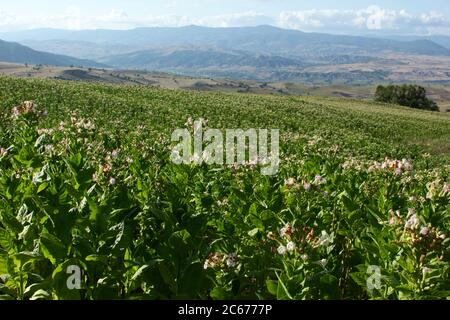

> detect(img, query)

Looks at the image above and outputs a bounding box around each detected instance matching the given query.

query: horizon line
[1,24,449,37]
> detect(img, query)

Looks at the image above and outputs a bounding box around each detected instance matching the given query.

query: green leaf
[131,265,151,282]
[158,262,177,294]
[94,277,120,300]
[0,284,16,296]
[0,228,13,253]
[16,204,33,225]
[30,289,51,300]
[210,287,228,300]
[12,251,41,268]
[319,274,340,299]
[266,280,278,296]
[248,228,259,237]
[350,271,368,287]
[88,200,107,233]
[0,256,7,275]
[179,262,208,297]
[342,195,359,212]
[70,153,82,168]
[85,255,109,264]
[1,214,23,233]
[40,233,67,264]
[276,272,293,300]
[37,182,49,194]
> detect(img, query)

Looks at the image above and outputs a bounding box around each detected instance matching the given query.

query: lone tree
[375,84,439,112]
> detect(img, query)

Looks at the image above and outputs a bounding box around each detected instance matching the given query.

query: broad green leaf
[40,233,67,264]
[30,289,51,300]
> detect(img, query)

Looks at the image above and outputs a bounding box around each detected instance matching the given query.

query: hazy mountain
[1,25,449,59]
[19,39,136,60]
[0,39,107,68]
[1,26,449,83]
[380,35,450,50]
[100,47,305,70]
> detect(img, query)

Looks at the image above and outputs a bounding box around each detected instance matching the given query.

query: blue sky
[0,0,449,35]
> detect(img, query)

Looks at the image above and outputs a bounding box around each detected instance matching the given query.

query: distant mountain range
[2,25,449,58]
[0,39,107,68]
[0,25,449,83]
[377,35,450,50]
[97,47,306,79]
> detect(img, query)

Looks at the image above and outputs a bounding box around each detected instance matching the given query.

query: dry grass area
[1,61,449,112]
[302,53,450,83]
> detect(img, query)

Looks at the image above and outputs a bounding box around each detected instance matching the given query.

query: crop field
[0,76,449,300]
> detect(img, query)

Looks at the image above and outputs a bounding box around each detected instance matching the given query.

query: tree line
[375,84,439,112]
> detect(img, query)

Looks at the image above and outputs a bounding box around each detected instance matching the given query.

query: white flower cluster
[303,182,312,192]
[314,175,327,185]
[316,231,332,247]
[284,176,327,192]
[109,178,117,186]
[342,157,365,171]
[369,158,413,176]
[71,117,96,131]
[111,150,120,159]
[284,178,297,188]
[43,144,54,154]
[389,209,402,226]
[277,223,298,255]
[307,136,322,146]
[279,223,293,238]
[405,208,420,230]
[277,242,296,255]
[420,227,430,237]
[12,101,37,118]
[203,252,238,270]
[426,179,449,199]
[225,253,238,268]
[0,148,8,157]
[443,183,449,194]
[37,128,56,135]
[422,267,432,276]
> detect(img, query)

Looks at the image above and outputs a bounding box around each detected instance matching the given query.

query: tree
[375,84,439,112]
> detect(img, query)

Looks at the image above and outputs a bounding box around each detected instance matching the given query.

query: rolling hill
[383,35,450,50]
[1,25,449,83]
[0,39,108,68]
[2,60,450,110]
[98,47,306,78]
[0,76,449,300]
[2,25,449,58]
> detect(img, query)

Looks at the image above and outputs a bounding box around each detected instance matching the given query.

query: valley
[1,61,449,112]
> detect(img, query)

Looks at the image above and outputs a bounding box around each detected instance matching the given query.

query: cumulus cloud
[0,8,125,30]
[194,11,274,27]
[0,8,274,30]
[276,6,450,35]
[0,10,21,31]
[0,5,449,35]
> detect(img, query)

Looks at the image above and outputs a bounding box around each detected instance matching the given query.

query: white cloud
[0,6,449,35]
[276,6,450,35]
[194,11,273,27]
[0,10,20,30]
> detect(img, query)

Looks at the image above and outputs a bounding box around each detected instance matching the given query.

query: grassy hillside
[2,62,450,112]
[0,76,449,300]
[0,76,448,157]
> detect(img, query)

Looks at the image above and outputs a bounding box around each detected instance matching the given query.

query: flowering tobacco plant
[0,77,449,300]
